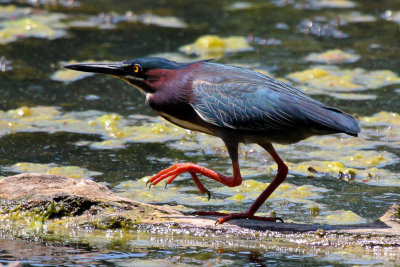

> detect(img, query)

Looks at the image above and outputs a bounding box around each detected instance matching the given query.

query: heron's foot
[195,211,284,224]
[147,163,211,199]
[148,162,201,186]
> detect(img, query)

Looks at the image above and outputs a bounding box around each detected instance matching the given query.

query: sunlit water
[0,0,399,265]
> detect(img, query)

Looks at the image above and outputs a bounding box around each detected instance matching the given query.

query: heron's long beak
[63,62,127,76]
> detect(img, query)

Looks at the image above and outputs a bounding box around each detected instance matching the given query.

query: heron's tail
[300,103,361,137]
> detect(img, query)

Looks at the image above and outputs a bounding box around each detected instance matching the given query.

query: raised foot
[147,163,211,199]
[195,211,284,224]
[147,163,204,187]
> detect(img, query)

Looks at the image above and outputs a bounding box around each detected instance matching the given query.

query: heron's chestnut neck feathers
[144,62,201,105]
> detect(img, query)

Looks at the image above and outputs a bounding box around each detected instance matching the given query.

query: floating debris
[275,22,289,30]
[360,112,400,146]
[302,136,380,151]
[1,106,399,187]
[305,49,360,64]
[309,205,320,216]
[118,177,225,207]
[68,11,187,30]
[287,66,400,96]
[0,106,188,149]
[328,92,377,100]
[215,180,326,205]
[51,60,96,82]
[361,111,400,127]
[67,12,123,29]
[179,35,253,58]
[318,210,365,225]
[117,177,333,223]
[0,56,12,72]
[119,172,368,225]
[0,13,67,44]
[16,0,80,8]
[289,160,400,187]
[88,139,127,150]
[338,11,376,24]
[226,2,253,11]
[308,150,398,169]
[298,17,348,39]
[0,4,32,20]
[84,94,101,101]
[295,0,356,10]
[288,67,362,92]
[381,10,400,24]
[136,13,187,28]
[248,34,282,45]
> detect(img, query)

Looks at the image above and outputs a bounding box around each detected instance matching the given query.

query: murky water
[0,0,399,265]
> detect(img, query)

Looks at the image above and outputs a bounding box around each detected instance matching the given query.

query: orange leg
[188,172,211,200]
[147,141,287,224]
[161,172,209,194]
[148,161,242,188]
[195,143,287,224]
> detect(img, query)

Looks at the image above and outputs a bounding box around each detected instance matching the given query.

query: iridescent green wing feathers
[190,68,360,136]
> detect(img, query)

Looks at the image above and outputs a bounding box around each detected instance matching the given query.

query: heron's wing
[191,79,359,135]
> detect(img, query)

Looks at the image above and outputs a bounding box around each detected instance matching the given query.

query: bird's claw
[205,188,211,201]
[146,163,213,199]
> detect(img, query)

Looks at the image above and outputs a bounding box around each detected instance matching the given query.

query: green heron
[65,57,360,224]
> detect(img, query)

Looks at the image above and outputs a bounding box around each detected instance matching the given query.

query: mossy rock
[0,173,180,230]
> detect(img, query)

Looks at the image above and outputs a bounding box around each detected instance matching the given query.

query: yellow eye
[133,65,140,73]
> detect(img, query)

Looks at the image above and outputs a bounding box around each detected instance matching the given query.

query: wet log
[0,173,399,251]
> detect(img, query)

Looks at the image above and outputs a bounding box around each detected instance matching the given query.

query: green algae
[68,12,187,30]
[0,192,152,233]
[1,197,84,230]
[179,35,253,59]
[288,66,400,92]
[51,60,96,82]
[305,0,356,9]
[317,210,365,225]
[361,111,400,127]
[4,162,102,179]
[393,206,400,219]
[0,5,31,20]
[2,105,398,189]
[287,66,400,100]
[0,106,187,148]
[305,49,360,64]
[360,112,400,147]
[0,184,396,265]
[0,13,66,44]
[117,177,370,225]
[338,11,376,24]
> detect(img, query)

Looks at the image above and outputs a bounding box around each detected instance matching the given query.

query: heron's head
[64,57,197,94]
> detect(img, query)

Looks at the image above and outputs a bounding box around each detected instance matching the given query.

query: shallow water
[0,0,400,265]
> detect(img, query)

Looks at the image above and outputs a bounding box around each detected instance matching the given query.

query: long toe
[194,211,230,216]
[217,213,284,224]
[194,211,283,224]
